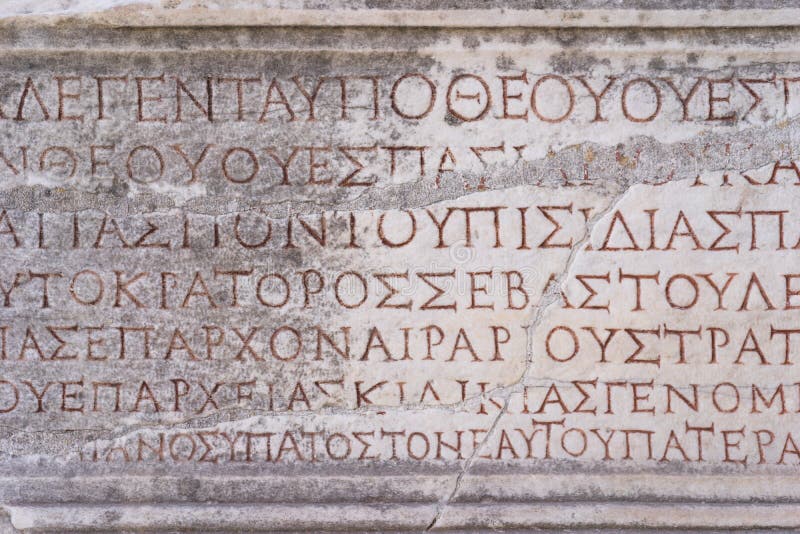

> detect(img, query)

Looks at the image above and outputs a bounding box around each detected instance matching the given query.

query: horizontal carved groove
[2,473,800,505]
[7,8,800,29]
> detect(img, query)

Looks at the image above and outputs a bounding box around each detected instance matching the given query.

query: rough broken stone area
[1,2,800,531]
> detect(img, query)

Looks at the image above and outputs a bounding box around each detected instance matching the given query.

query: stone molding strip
[3,473,800,530]
[9,502,800,531]
[3,6,800,28]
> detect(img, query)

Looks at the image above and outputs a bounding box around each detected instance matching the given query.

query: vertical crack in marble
[424,182,624,532]
[425,396,510,532]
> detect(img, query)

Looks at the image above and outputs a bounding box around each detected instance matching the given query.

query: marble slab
[0,2,799,530]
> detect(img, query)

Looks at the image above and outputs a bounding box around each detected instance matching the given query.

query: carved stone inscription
[5,179,797,466]
[1,23,800,530]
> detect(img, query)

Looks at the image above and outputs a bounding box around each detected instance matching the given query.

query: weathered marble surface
[0,2,799,531]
